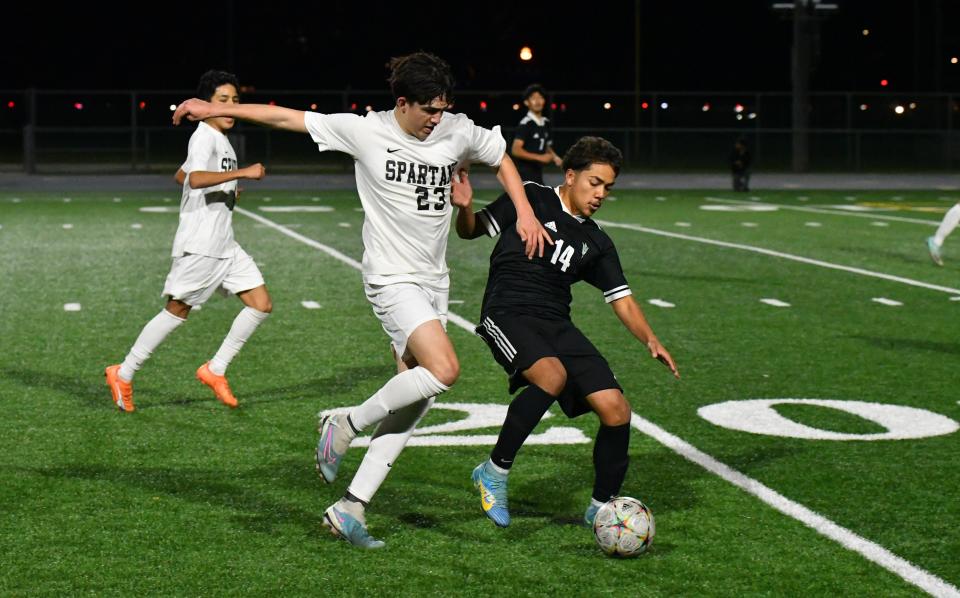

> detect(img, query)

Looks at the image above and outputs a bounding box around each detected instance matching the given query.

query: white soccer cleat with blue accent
[316,414,353,483]
[927,236,944,266]
[472,461,510,527]
[323,502,385,549]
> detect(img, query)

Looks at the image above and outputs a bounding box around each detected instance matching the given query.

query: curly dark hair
[561,136,623,176]
[387,52,455,105]
[196,70,240,101]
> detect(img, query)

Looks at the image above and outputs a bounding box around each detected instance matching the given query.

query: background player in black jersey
[510,84,563,184]
[453,136,679,528]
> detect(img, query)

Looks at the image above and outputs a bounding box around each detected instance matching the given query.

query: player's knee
[541,368,566,397]
[257,298,273,314]
[428,357,460,387]
[165,300,191,319]
[597,398,631,426]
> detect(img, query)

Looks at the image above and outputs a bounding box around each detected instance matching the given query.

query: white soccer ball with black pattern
[592,496,655,557]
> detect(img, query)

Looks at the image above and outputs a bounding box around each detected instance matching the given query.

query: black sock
[592,423,630,502]
[490,385,556,470]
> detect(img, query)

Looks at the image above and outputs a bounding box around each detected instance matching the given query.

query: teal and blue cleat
[323,503,385,549]
[316,414,352,483]
[927,236,944,266]
[472,461,510,527]
[584,502,601,527]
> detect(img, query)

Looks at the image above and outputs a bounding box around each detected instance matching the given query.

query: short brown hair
[387,52,455,105]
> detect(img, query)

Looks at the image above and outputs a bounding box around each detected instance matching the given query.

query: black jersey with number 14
[476,182,633,321]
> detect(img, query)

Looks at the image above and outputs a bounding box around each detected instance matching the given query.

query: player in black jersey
[453,136,679,528]
[511,84,563,184]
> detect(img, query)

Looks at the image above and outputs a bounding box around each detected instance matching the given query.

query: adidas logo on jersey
[544,221,557,232]
[581,242,589,256]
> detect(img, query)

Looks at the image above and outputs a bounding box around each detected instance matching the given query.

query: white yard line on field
[705,196,940,226]
[595,220,960,295]
[238,206,959,597]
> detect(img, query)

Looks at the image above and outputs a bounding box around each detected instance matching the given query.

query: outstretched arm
[172,99,307,133]
[494,154,552,258]
[610,295,680,379]
[187,163,266,190]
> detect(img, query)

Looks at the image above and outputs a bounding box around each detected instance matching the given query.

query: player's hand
[172,98,212,125]
[243,163,266,180]
[516,213,553,259]
[552,155,563,167]
[450,168,473,208]
[647,340,680,379]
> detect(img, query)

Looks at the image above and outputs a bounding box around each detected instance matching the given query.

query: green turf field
[1,189,958,596]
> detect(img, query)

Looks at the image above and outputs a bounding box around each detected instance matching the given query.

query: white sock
[209,307,270,376]
[487,460,509,476]
[119,309,186,381]
[348,367,448,431]
[591,497,606,509]
[934,203,960,246]
[347,397,434,503]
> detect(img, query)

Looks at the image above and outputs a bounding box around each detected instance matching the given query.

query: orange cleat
[196,362,238,408]
[105,364,135,412]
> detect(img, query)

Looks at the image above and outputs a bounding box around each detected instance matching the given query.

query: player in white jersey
[927,201,960,266]
[172,53,551,548]
[105,70,272,412]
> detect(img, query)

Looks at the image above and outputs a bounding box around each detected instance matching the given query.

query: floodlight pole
[773,0,836,172]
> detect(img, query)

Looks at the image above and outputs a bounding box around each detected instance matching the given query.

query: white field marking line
[236,207,362,270]
[648,298,675,308]
[872,297,903,306]
[301,301,322,309]
[241,207,960,597]
[629,415,960,598]
[705,197,939,226]
[595,220,960,296]
[760,298,791,307]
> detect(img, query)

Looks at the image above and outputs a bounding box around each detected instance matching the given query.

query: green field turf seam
[595,220,960,295]
[238,206,959,597]
[705,197,940,226]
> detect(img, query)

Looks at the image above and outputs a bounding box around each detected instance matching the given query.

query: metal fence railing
[2,89,959,173]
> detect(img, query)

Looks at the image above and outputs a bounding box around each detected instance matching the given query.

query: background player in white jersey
[105,70,272,412]
[172,52,551,548]
[927,201,960,266]
[453,136,679,529]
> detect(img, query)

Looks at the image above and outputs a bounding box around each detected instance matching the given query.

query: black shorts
[475,313,621,418]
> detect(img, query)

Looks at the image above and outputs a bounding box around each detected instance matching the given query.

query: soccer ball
[592,496,655,558]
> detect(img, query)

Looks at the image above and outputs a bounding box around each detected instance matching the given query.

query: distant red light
[138,101,146,110]
[6,101,14,109]
[350,102,357,110]
[560,103,566,111]
[880,79,889,87]
[641,102,649,109]
[73,102,84,110]
[479,100,488,110]
[550,102,557,110]
[268,100,276,106]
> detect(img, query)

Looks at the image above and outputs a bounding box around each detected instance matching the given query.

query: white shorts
[162,246,265,307]
[364,278,449,358]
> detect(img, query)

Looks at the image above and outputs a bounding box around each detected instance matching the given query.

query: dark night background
[3,1,959,92]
